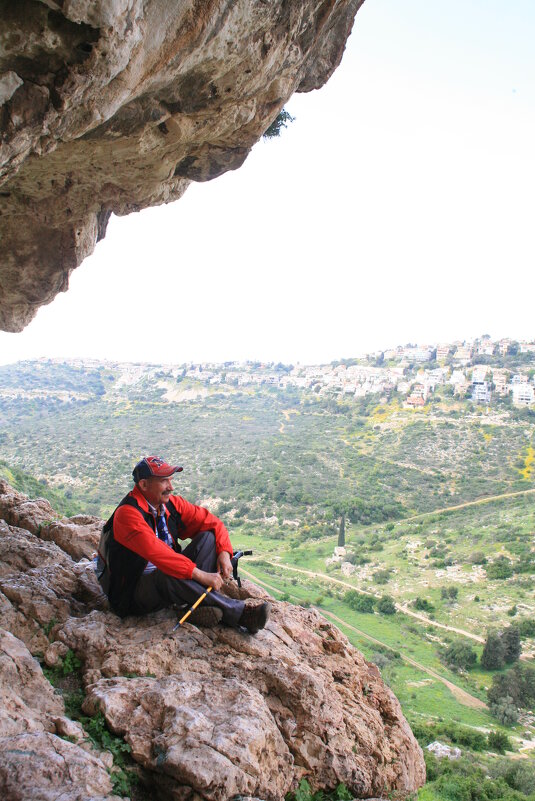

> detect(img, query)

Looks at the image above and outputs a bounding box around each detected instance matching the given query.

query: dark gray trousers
[131,530,244,626]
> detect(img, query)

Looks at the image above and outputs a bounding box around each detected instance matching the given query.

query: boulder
[426,741,462,760]
[0,479,59,534]
[0,731,116,801]
[0,628,116,800]
[0,512,107,651]
[38,517,102,561]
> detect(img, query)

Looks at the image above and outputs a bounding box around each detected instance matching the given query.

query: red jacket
[113,484,233,580]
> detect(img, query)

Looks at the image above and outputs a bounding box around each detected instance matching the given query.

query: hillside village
[113,335,535,408]
[3,335,535,411]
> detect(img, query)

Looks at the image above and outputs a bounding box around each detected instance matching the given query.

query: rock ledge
[0,480,425,800]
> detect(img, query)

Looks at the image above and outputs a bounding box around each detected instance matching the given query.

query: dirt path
[279,408,298,434]
[405,487,535,521]
[253,558,485,643]
[243,568,487,710]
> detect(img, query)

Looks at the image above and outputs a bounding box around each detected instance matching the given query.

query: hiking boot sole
[188,606,223,627]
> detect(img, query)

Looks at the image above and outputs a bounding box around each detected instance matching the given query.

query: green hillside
[1,360,534,523]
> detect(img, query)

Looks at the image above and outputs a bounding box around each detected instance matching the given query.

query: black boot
[238,601,271,633]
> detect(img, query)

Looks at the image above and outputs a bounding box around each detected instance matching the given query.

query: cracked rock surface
[0,0,365,331]
[0,480,425,800]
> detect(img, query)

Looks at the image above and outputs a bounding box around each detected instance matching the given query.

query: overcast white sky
[1,0,534,367]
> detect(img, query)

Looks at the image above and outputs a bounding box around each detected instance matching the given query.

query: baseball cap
[132,456,183,483]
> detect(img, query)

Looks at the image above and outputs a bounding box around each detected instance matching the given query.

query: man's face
[138,476,174,507]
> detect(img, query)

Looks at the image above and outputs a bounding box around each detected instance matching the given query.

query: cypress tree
[481,629,506,670]
[338,512,346,548]
[502,625,521,664]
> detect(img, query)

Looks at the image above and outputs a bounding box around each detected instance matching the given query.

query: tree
[489,695,518,726]
[502,625,521,664]
[263,109,295,138]
[338,513,346,548]
[481,630,506,670]
[377,595,396,615]
[442,640,478,671]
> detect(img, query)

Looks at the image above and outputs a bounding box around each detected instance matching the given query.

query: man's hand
[217,551,232,581]
[191,567,223,592]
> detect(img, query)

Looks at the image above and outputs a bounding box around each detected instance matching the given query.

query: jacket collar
[131,483,151,513]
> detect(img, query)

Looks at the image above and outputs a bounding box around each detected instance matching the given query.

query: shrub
[489,696,519,726]
[413,596,435,613]
[286,779,352,801]
[377,595,396,615]
[442,640,478,671]
[518,618,535,638]
[410,721,435,746]
[433,772,519,801]
[343,590,375,613]
[371,652,389,670]
[488,662,535,710]
[373,569,391,585]
[492,760,535,796]
[487,730,512,754]
[263,109,295,139]
[487,556,514,580]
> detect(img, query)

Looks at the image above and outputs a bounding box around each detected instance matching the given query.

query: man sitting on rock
[100,455,270,632]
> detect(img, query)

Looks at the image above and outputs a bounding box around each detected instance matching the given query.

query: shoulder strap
[103,493,151,533]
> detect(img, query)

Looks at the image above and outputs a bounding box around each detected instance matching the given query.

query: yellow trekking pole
[172,586,212,631]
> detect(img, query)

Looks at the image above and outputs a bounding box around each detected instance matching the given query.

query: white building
[472,380,491,405]
[512,384,534,406]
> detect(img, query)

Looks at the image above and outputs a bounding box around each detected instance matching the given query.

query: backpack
[94,513,115,595]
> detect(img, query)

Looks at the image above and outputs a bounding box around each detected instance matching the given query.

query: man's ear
[138,478,149,493]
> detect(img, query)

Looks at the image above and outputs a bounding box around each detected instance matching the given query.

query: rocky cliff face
[0,0,364,331]
[0,478,426,800]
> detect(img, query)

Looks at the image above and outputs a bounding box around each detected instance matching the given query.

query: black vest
[104,494,185,617]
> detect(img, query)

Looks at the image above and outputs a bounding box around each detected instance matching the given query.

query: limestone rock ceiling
[0,0,365,332]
